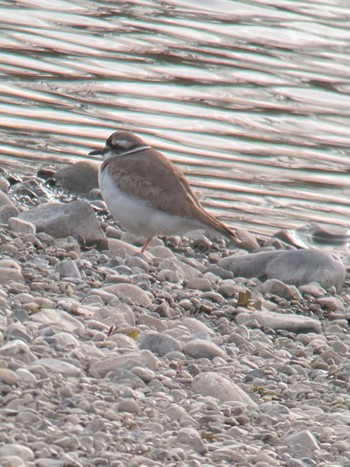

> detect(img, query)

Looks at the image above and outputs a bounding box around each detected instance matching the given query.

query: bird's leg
[140,237,153,254]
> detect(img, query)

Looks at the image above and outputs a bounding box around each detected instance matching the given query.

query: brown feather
[102,148,237,240]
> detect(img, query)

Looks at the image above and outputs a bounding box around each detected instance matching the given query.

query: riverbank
[0,164,350,467]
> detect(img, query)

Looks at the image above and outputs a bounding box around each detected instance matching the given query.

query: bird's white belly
[99,170,203,238]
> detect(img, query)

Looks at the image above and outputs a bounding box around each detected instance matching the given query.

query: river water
[1,0,350,243]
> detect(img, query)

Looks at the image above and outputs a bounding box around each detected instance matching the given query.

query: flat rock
[102,283,152,307]
[236,309,321,333]
[89,350,159,378]
[8,217,36,235]
[158,258,201,282]
[93,303,135,327]
[30,308,85,334]
[218,249,345,292]
[191,372,257,407]
[140,332,182,356]
[284,429,319,451]
[19,200,107,248]
[180,317,215,336]
[183,339,226,360]
[54,161,99,194]
[32,358,81,377]
[0,340,37,364]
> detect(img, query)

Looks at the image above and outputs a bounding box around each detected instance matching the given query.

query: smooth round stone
[102,283,152,307]
[131,366,155,383]
[183,339,226,360]
[140,332,182,356]
[0,368,18,385]
[117,400,139,414]
[8,217,36,236]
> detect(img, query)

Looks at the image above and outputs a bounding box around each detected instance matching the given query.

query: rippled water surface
[1,0,350,241]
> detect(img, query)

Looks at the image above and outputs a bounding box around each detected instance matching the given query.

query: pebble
[183,338,226,359]
[191,372,257,407]
[55,259,81,279]
[0,166,349,467]
[89,350,159,378]
[284,430,319,451]
[140,332,182,356]
[0,368,18,385]
[102,283,152,307]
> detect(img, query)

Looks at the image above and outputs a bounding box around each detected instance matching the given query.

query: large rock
[54,161,99,194]
[218,249,345,292]
[18,200,107,248]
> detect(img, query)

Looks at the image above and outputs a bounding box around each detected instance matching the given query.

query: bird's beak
[89,148,104,157]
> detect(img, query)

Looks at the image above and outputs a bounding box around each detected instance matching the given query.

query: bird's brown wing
[103,148,236,238]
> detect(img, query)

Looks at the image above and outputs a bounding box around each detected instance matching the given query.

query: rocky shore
[0,162,350,467]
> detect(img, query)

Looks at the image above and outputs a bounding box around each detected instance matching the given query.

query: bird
[89,131,239,253]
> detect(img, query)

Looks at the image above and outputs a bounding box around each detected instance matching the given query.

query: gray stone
[117,400,139,414]
[183,339,225,359]
[158,258,201,282]
[33,358,81,377]
[102,283,152,307]
[218,249,345,292]
[0,205,19,224]
[186,277,212,291]
[54,161,99,194]
[191,372,257,407]
[261,279,302,300]
[8,217,36,235]
[94,303,135,327]
[89,350,159,378]
[165,404,190,421]
[19,200,107,248]
[15,368,37,384]
[177,427,207,454]
[284,430,319,451]
[0,340,37,364]
[181,318,215,336]
[55,259,81,279]
[0,444,34,461]
[236,309,321,334]
[140,332,182,356]
[30,308,85,334]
